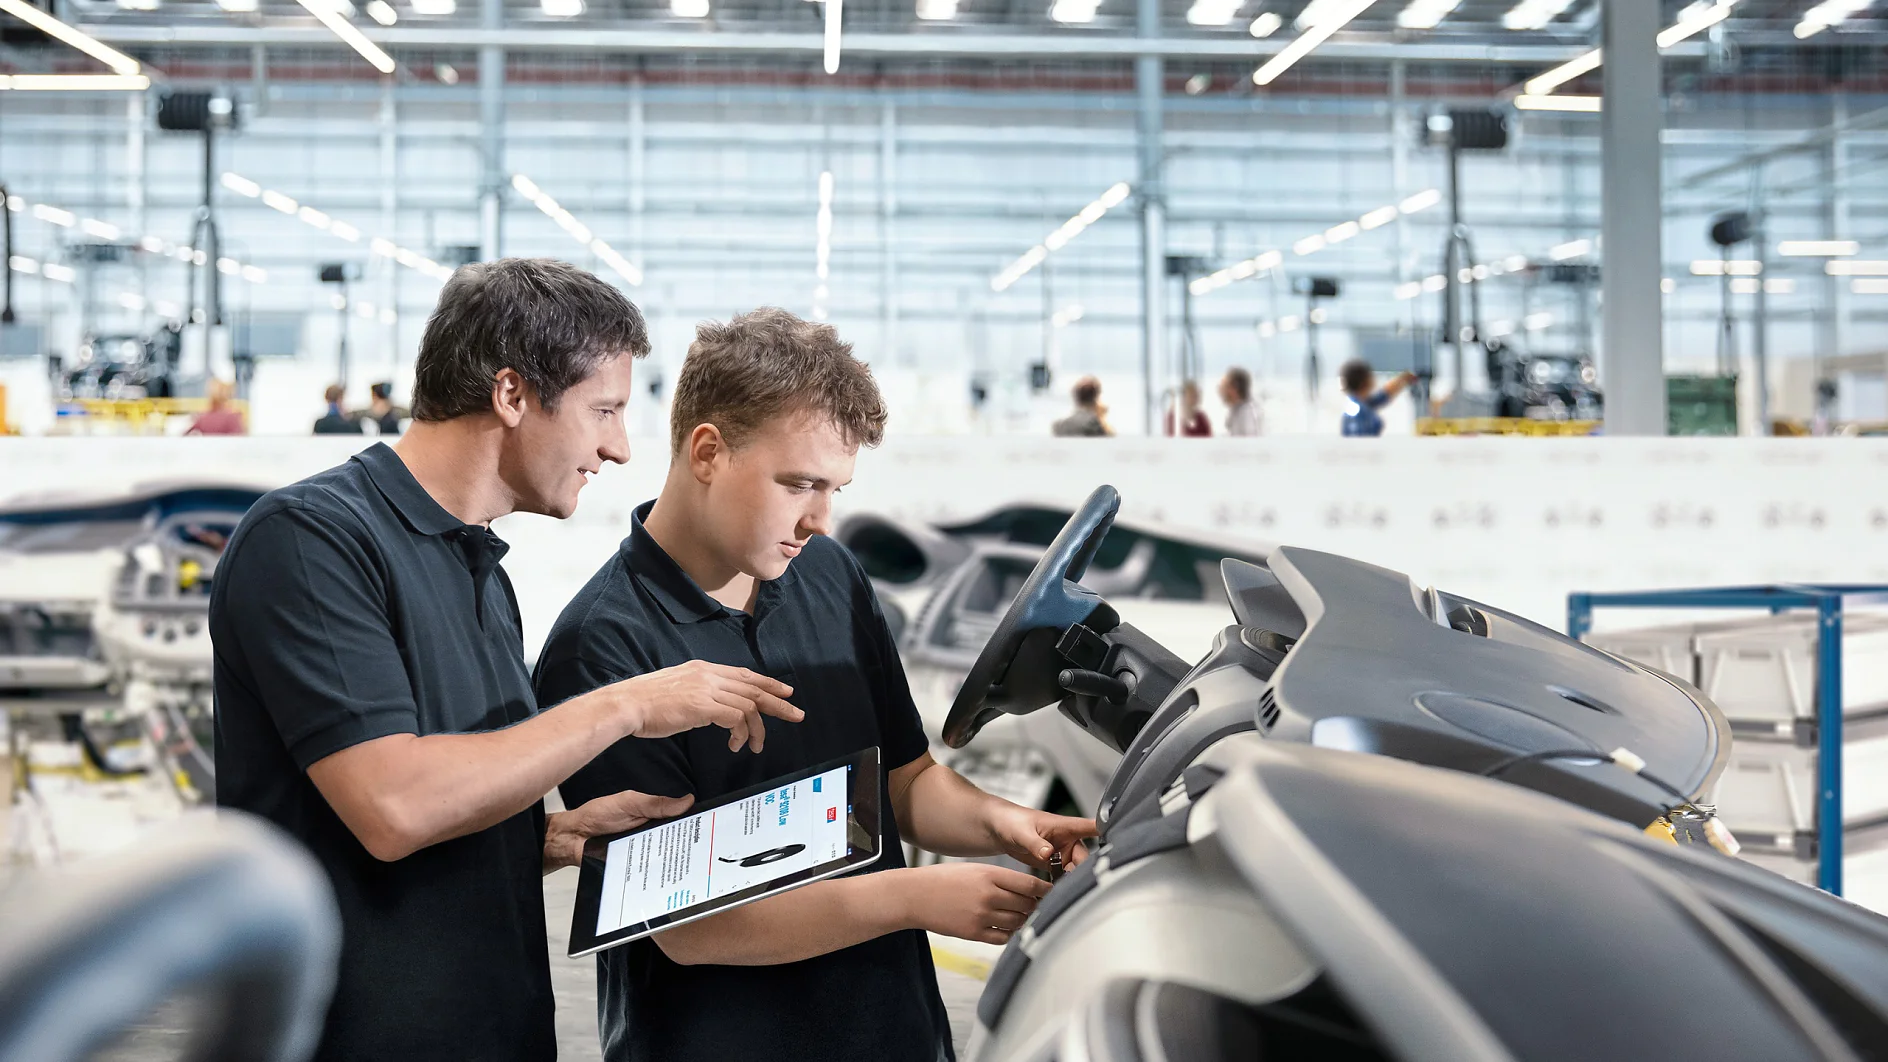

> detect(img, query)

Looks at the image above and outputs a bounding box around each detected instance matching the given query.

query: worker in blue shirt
[1340,359,1417,437]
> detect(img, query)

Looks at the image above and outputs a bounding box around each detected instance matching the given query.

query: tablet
[568,747,882,958]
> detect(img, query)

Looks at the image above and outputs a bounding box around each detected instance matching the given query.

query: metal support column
[880,99,898,362]
[477,0,505,263]
[1135,0,1164,436]
[628,77,645,268]
[1599,0,1665,436]
[379,82,399,370]
[1817,597,1844,895]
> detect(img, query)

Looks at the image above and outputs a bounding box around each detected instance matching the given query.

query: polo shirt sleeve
[538,649,697,810]
[218,504,419,770]
[849,560,931,773]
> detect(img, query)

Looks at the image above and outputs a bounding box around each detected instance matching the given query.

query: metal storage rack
[1568,585,1888,896]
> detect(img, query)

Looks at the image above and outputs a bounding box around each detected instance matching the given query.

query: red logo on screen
[826,807,838,822]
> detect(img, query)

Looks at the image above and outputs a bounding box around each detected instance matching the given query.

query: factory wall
[2,84,1885,434]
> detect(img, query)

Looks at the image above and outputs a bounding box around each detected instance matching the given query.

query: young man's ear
[490,369,530,428]
[685,423,727,484]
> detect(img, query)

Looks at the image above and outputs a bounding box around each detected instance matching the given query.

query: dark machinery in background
[156,89,238,393]
[57,325,184,401]
[1506,262,1603,421]
[318,262,362,389]
[1421,107,1508,414]
[1292,276,1340,400]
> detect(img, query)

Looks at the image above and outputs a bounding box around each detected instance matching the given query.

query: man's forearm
[308,686,636,862]
[651,873,913,966]
[893,759,1010,857]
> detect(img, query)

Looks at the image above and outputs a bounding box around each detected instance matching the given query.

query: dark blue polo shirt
[211,443,553,1062]
[533,500,947,1062]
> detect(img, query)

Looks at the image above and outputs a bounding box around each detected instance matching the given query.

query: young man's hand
[544,790,695,873]
[984,803,1099,871]
[612,660,802,752]
[899,863,1050,945]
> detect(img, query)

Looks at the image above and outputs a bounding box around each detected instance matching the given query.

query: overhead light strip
[510,173,642,286]
[7,190,266,282]
[222,170,444,279]
[0,0,141,75]
[1525,1,1739,99]
[1396,0,1462,30]
[991,181,1131,292]
[1252,0,1376,88]
[1514,93,1600,113]
[1191,188,1441,297]
[1795,0,1873,39]
[295,0,396,74]
[823,0,843,74]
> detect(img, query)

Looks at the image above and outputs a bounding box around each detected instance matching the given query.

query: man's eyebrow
[778,471,854,489]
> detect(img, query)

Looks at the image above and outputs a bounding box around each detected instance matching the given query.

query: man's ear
[491,369,530,428]
[685,423,726,484]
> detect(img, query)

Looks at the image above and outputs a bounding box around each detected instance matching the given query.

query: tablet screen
[569,747,881,957]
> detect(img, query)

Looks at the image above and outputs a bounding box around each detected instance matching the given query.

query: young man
[212,259,801,1062]
[536,307,1097,1062]
[1339,359,1418,437]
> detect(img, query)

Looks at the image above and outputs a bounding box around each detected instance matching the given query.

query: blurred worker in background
[1219,367,1262,437]
[1339,359,1417,438]
[314,384,363,435]
[1052,375,1113,437]
[362,381,407,435]
[1165,379,1211,437]
[186,378,246,436]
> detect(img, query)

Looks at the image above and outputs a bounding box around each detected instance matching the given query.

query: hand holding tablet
[568,748,882,957]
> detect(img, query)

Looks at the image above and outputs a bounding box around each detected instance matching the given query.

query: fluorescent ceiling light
[1853,279,1888,294]
[1187,0,1244,26]
[1526,2,1741,100]
[992,181,1131,292]
[1549,238,1591,260]
[915,0,957,18]
[671,0,708,15]
[1514,93,1600,112]
[221,172,262,197]
[116,0,160,10]
[511,171,642,286]
[366,0,398,23]
[1525,48,1601,96]
[1524,312,1553,331]
[543,0,582,15]
[1325,221,1360,244]
[824,0,842,74]
[217,0,259,11]
[81,218,120,239]
[1777,240,1858,257]
[1657,1,1734,48]
[1394,281,1422,299]
[1248,11,1281,35]
[1763,278,1794,294]
[262,190,299,214]
[1399,188,1441,213]
[1502,0,1574,31]
[1359,204,1398,230]
[1253,0,1374,87]
[0,0,142,75]
[410,0,455,12]
[0,74,151,91]
[32,204,75,226]
[1293,234,1326,256]
[296,0,397,73]
[1051,304,1085,328]
[1050,0,1100,23]
[1826,260,1888,276]
[1396,0,1460,30]
[1795,0,1871,39]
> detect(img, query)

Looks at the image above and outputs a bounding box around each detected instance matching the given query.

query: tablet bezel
[567,746,882,958]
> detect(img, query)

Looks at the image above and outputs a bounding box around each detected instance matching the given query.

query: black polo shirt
[534,500,949,1062]
[211,443,553,1062]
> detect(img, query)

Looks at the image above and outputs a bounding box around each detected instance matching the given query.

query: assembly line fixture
[1568,583,1888,896]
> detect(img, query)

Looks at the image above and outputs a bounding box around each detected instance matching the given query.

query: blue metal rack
[1567,584,1888,897]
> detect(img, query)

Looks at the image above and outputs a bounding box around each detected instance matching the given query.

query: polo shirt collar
[353,442,464,537]
[622,500,797,624]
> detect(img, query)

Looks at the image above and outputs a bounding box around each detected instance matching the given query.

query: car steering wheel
[942,484,1122,749]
